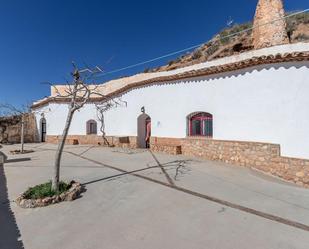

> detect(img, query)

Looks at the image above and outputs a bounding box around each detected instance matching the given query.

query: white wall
[35,61,309,159]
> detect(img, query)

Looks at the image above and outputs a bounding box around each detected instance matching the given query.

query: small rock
[43,197,52,204]
[59,193,66,201]
[65,191,76,201]
[296,171,305,178]
[19,199,25,207]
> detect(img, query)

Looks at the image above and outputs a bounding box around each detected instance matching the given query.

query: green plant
[192,50,203,60]
[206,42,220,56]
[219,22,253,45]
[168,57,181,66]
[143,68,151,73]
[23,181,69,199]
[286,12,309,33]
[287,12,309,24]
[295,33,309,42]
[168,60,175,66]
[174,57,181,63]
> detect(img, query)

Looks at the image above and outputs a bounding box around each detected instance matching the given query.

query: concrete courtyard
[1,143,309,249]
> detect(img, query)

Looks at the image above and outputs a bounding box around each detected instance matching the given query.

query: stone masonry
[0,113,39,144]
[46,135,138,149]
[252,0,289,49]
[150,136,309,188]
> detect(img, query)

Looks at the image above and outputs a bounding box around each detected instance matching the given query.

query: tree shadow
[0,159,24,249]
[82,159,192,186]
[82,166,158,185]
[5,158,31,164]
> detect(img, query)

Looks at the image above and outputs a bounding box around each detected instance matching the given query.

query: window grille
[188,113,213,137]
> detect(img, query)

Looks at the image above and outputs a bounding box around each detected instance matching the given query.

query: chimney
[252,0,289,49]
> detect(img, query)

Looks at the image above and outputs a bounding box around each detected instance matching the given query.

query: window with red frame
[188,113,213,137]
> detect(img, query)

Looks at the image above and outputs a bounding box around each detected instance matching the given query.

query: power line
[94,9,309,79]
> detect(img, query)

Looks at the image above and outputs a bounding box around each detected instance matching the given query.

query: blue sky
[0,0,307,107]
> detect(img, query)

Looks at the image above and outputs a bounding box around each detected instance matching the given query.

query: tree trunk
[99,113,110,146]
[21,115,24,153]
[52,109,74,191]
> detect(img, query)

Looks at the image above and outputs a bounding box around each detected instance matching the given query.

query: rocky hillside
[147,12,309,73]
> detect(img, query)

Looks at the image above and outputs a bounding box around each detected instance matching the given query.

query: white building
[32,1,309,186]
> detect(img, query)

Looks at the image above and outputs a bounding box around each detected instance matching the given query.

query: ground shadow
[5,158,31,164]
[82,159,192,186]
[82,166,158,185]
[0,159,24,249]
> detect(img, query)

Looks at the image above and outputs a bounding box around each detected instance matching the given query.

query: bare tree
[0,103,30,153]
[49,63,104,191]
[95,98,127,146]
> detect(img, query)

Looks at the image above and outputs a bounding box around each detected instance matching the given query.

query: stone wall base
[150,137,182,155]
[150,137,309,188]
[46,135,309,187]
[46,135,137,149]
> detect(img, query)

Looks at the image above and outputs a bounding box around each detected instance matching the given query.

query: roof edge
[32,44,309,110]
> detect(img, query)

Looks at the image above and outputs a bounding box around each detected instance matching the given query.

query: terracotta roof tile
[32,50,309,109]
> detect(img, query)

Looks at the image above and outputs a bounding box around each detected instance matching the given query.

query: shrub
[143,68,151,73]
[219,22,253,45]
[295,33,309,42]
[23,181,69,199]
[168,60,175,66]
[168,57,181,66]
[286,12,309,33]
[287,12,309,24]
[206,42,220,56]
[192,50,203,60]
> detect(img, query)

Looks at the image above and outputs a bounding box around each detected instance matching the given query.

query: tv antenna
[227,16,234,27]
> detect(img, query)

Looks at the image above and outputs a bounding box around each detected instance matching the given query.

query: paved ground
[1,143,309,249]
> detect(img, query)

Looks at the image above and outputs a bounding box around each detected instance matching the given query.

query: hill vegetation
[145,12,309,73]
